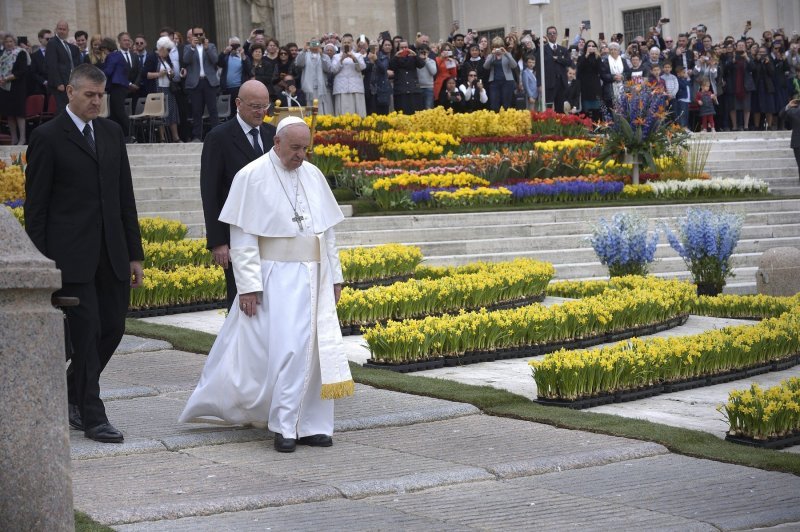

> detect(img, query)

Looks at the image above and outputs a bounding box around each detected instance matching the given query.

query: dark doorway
[125,0,218,48]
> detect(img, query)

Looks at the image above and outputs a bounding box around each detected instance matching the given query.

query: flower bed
[626,177,769,198]
[692,293,800,320]
[0,159,25,203]
[532,306,800,406]
[139,217,188,243]
[143,239,213,270]
[362,276,693,367]
[338,258,554,328]
[340,244,423,284]
[720,378,800,448]
[129,265,226,310]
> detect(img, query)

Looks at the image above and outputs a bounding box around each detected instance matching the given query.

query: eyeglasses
[239,101,270,111]
[135,41,145,45]
[194,33,204,37]
[468,74,477,77]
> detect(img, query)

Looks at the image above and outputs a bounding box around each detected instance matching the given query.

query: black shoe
[274,433,296,453]
[68,404,83,431]
[84,422,124,443]
[297,434,333,447]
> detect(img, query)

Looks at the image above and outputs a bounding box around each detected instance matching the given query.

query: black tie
[83,123,96,153]
[249,128,263,157]
[124,51,131,67]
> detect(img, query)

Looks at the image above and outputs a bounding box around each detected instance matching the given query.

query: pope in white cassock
[179,116,354,453]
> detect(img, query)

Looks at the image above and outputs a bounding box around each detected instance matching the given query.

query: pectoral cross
[292,211,305,231]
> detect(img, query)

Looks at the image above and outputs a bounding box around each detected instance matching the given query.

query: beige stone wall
[399,0,800,46]
[273,0,397,45]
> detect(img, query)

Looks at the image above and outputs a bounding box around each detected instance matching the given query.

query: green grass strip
[75,510,114,532]
[123,318,800,475]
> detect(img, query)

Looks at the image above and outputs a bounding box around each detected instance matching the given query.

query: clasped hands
[239,284,342,317]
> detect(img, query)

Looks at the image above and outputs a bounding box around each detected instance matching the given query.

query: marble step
[131,164,200,178]
[133,176,199,189]
[703,157,796,171]
[338,219,800,247]
[705,168,798,179]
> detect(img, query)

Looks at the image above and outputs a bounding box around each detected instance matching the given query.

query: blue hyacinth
[589,212,659,277]
[662,208,744,291]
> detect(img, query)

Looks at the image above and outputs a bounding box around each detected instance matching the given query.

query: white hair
[650,46,661,54]
[156,36,174,50]
[608,42,621,50]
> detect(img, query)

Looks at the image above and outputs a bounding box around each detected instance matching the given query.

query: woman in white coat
[330,36,367,117]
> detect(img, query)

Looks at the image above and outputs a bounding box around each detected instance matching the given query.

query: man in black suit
[200,80,276,309]
[537,26,573,113]
[46,20,81,114]
[780,98,800,179]
[28,29,52,96]
[25,64,144,443]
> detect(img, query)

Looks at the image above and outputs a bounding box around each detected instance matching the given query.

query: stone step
[705,148,794,160]
[570,267,758,295]
[133,176,199,189]
[703,158,797,171]
[337,200,800,232]
[703,168,797,179]
[413,236,800,265]
[134,198,203,213]
[131,164,200,178]
[338,218,800,247]
[128,153,203,165]
[693,130,790,140]
[135,187,203,201]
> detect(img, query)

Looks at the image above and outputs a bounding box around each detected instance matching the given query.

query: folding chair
[129,92,165,143]
[25,94,45,127]
[98,94,110,119]
[216,94,231,122]
[124,97,132,118]
[40,94,58,122]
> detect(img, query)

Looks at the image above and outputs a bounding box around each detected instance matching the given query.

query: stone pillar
[0,208,73,531]
[97,0,127,40]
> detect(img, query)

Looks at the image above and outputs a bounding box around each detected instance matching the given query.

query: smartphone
[468,28,473,34]
[599,32,605,41]
[17,36,28,46]
[254,28,264,35]
[582,20,591,30]
[564,27,570,37]
[661,18,670,24]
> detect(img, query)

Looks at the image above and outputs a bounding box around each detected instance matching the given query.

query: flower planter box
[725,432,800,450]
[534,393,616,409]
[344,274,413,290]
[614,384,664,403]
[127,300,226,319]
[662,377,707,393]
[772,355,799,372]
[363,358,445,373]
[706,369,749,385]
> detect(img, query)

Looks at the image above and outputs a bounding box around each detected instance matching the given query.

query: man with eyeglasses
[184,27,220,141]
[200,80,276,308]
[133,35,154,98]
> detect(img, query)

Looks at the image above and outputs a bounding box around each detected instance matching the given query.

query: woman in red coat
[434,42,459,103]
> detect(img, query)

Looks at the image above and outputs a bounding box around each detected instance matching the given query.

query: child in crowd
[629,55,645,81]
[648,63,665,90]
[674,65,692,129]
[521,56,538,111]
[563,66,581,113]
[695,77,718,132]
[661,62,679,118]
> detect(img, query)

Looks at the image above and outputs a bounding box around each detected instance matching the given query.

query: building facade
[2,0,798,50]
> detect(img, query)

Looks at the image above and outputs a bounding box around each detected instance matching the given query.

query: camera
[581,20,591,30]
[254,28,265,35]
[231,43,240,50]
[343,44,350,53]
[660,18,670,24]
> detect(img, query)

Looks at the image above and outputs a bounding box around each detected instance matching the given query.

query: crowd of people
[3,18,800,143]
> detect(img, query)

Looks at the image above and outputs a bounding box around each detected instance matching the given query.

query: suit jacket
[140,52,160,95]
[779,105,800,148]
[537,41,572,92]
[29,49,48,95]
[103,50,141,89]
[45,37,81,88]
[24,112,144,284]
[183,43,220,89]
[200,117,277,249]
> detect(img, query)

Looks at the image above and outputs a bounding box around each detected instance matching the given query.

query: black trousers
[49,87,68,115]
[109,85,130,136]
[224,263,237,311]
[189,78,219,139]
[794,147,800,179]
[61,243,129,429]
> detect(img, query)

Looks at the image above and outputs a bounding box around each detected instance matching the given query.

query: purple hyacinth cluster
[3,199,23,208]
[608,83,669,140]
[506,180,623,200]
[410,187,458,203]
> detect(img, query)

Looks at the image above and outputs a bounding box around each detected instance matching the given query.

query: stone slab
[115,335,173,355]
[71,451,339,525]
[100,349,208,393]
[184,439,493,499]
[531,453,800,530]
[114,499,468,531]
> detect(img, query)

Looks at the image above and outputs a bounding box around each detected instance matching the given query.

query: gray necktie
[62,39,74,69]
[83,123,96,153]
[249,128,263,157]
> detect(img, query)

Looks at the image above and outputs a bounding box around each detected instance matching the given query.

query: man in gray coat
[183,27,220,141]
